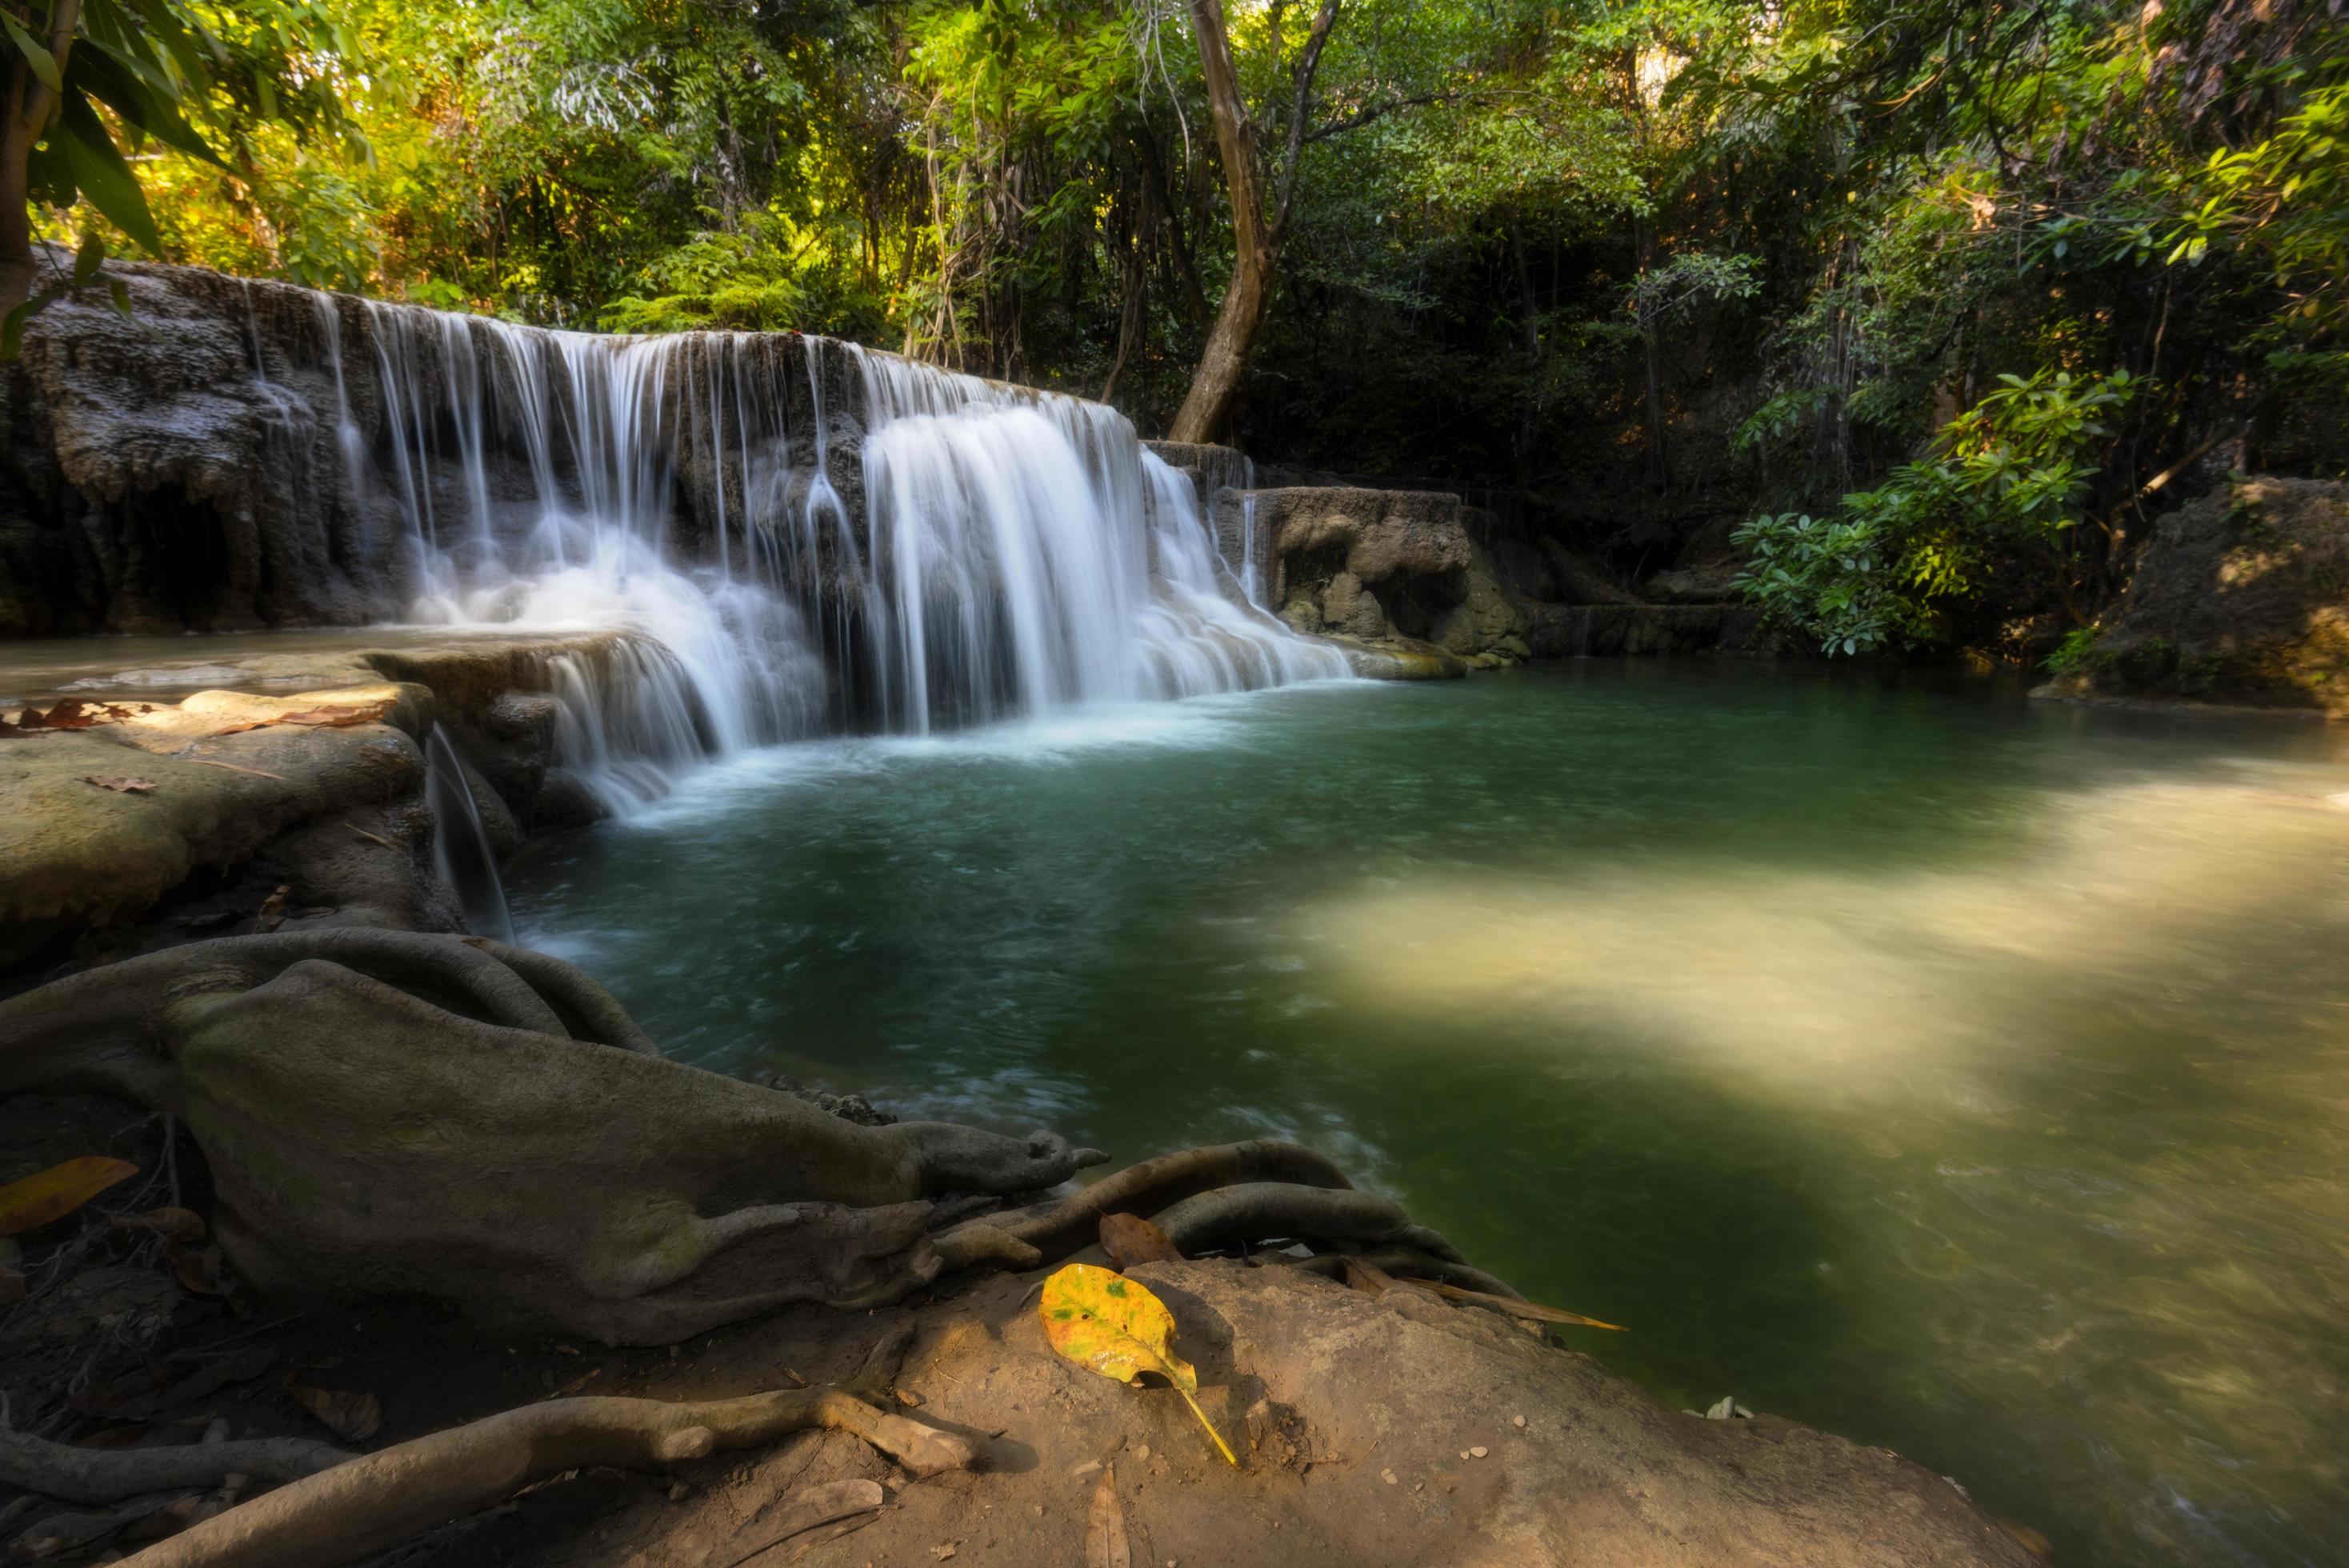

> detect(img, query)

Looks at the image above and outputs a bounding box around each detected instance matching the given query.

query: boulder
[1220,486,1529,663]
[2036,476,2349,717]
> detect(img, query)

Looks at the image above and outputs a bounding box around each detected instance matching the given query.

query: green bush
[1734,369,2142,655]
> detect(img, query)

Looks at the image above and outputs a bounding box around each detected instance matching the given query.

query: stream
[508,657,2349,1568]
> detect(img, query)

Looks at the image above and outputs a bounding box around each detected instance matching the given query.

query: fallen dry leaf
[287,1378,381,1443]
[170,1245,226,1297]
[82,775,156,794]
[1098,1212,1182,1270]
[1039,1264,1236,1466]
[1,698,142,734]
[1085,1465,1133,1568]
[0,1156,139,1236]
[209,700,393,738]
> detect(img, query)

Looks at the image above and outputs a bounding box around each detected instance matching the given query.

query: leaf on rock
[170,1244,226,1297]
[2,698,118,734]
[1098,1213,1181,1270]
[287,1376,381,1443]
[209,700,394,738]
[82,775,157,794]
[1038,1263,1236,1466]
[0,1157,139,1235]
[1085,1465,1133,1568]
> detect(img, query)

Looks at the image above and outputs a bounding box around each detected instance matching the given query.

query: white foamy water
[314,299,1345,806]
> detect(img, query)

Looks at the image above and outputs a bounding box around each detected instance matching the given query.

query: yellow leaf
[0,1158,138,1236]
[1038,1264,1236,1466]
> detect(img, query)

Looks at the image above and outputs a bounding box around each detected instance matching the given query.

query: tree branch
[1303,90,1458,146]
[1272,0,1343,239]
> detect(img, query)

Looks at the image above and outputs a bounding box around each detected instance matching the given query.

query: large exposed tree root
[113,1387,974,1568]
[0,934,1106,1342]
[0,934,1521,1348]
[0,1426,352,1505]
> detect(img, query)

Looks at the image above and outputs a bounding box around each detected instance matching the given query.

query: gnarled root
[116,1388,976,1568]
[0,1426,352,1506]
[1147,1182,1466,1259]
[0,930,653,1108]
[939,1140,1354,1265]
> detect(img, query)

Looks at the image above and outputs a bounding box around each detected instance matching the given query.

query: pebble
[1380,1468,1399,1486]
[1512,1415,1527,1429]
[1470,1446,1488,1458]
[1135,1445,1150,1461]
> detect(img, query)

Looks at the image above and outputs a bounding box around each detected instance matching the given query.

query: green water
[506,660,2349,1567]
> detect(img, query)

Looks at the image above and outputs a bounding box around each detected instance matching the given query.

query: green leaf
[2,12,62,94]
[72,232,106,287]
[50,91,164,254]
[73,37,223,165]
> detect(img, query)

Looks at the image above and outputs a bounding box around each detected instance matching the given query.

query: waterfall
[306,296,1346,800]
[422,726,515,942]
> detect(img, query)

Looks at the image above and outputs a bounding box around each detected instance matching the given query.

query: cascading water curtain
[302,291,1347,794]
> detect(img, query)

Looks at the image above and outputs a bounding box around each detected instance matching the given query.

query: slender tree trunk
[2,0,80,318]
[1167,0,1338,444]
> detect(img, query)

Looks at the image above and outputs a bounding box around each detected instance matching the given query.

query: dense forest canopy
[5,0,2344,655]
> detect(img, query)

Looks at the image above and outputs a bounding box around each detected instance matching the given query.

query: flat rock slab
[535,1260,2038,1568]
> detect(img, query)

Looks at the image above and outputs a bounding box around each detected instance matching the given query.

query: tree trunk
[2,0,79,317]
[1166,0,1339,444]
[2,56,35,318]
[1167,0,1275,443]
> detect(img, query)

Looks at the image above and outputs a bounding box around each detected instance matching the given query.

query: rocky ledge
[0,631,614,972]
[2035,476,2349,718]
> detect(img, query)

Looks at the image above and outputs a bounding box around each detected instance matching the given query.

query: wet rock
[2035,476,2349,717]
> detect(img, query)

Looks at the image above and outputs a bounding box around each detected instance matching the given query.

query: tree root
[0,1425,351,1506]
[458,936,661,1054]
[1291,1246,1525,1300]
[1147,1182,1467,1261]
[0,930,651,1108]
[115,1388,976,1568]
[939,1140,1353,1264]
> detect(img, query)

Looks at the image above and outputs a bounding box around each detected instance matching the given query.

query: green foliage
[10,0,2344,639]
[2045,625,2104,674]
[1735,370,2143,654]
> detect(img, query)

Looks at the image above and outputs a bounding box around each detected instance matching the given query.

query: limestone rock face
[1215,486,1530,662]
[0,634,612,970]
[0,253,869,637]
[2037,477,2349,717]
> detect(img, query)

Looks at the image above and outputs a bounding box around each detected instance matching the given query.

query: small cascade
[294,294,1347,799]
[422,726,515,942]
